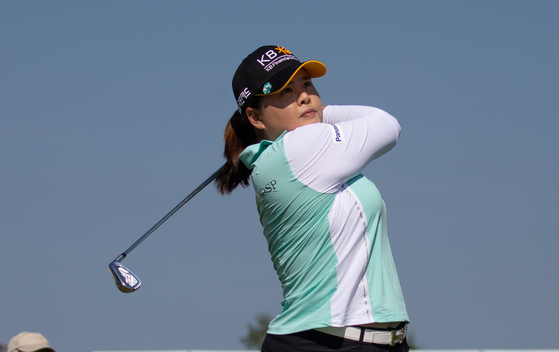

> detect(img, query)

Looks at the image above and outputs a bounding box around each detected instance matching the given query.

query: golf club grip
[115,166,222,261]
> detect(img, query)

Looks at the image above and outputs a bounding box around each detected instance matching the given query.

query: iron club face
[109,261,142,293]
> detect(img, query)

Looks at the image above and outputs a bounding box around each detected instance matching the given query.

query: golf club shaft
[114,167,222,263]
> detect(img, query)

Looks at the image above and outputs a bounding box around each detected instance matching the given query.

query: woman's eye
[282,87,292,94]
[304,81,312,87]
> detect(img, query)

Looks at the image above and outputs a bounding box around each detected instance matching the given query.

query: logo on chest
[259,180,277,196]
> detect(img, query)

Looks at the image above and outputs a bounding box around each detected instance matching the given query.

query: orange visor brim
[255,60,327,97]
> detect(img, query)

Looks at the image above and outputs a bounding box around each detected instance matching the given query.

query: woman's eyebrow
[286,75,312,86]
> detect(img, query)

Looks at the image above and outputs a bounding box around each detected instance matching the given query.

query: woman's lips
[301,108,316,118]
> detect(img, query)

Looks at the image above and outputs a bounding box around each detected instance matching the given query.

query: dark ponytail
[215,97,262,194]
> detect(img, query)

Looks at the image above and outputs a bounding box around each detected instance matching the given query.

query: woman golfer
[216,45,409,352]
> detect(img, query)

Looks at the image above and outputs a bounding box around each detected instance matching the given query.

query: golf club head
[109,261,142,293]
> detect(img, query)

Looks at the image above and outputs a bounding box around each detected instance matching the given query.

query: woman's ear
[246,107,266,131]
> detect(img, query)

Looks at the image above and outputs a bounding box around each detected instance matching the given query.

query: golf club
[109,167,221,293]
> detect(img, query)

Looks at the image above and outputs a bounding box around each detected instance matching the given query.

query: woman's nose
[298,91,311,105]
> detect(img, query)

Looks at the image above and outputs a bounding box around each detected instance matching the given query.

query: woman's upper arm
[284,105,401,193]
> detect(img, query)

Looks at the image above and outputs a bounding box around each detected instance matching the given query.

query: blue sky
[1,1,558,351]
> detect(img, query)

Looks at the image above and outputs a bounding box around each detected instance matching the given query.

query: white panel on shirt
[327,184,374,326]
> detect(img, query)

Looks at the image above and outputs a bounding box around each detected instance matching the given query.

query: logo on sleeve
[330,124,345,143]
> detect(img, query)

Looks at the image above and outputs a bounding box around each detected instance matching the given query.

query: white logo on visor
[237,87,252,111]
